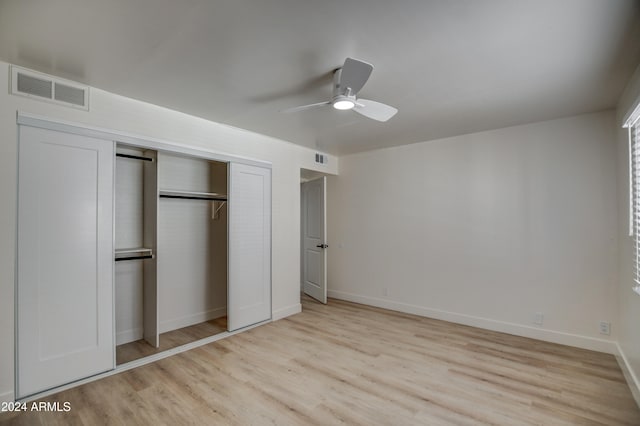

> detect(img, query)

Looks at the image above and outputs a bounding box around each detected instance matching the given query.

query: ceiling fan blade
[354,99,398,122]
[339,58,373,94]
[280,101,331,114]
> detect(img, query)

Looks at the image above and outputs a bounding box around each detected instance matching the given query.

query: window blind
[630,116,640,290]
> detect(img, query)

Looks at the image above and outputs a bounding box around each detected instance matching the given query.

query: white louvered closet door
[17,126,114,398]
[228,163,272,331]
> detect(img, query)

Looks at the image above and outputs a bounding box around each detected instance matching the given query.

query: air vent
[17,73,52,99]
[10,65,89,110]
[315,153,328,165]
[54,82,86,106]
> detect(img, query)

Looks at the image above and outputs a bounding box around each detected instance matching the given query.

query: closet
[157,151,228,338]
[16,118,272,398]
[115,144,228,364]
[114,147,229,364]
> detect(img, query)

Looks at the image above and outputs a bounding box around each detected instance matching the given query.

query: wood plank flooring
[116,317,228,365]
[2,297,639,425]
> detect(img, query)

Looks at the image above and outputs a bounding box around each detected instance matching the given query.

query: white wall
[328,111,619,352]
[616,62,640,402]
[0,61,337,402]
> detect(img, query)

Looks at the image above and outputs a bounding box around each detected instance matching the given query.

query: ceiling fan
[282,58,398,122]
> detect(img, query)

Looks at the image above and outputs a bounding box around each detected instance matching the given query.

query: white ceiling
[1,0,639,155]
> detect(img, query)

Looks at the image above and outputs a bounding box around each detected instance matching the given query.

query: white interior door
[301,177,327,304]
[228,163,271,331]
[17,126,114,398]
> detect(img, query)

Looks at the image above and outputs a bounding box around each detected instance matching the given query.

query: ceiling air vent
[315,153,328,165]
[10,65,89,110]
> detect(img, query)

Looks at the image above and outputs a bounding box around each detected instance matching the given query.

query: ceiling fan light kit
[332,96,355,110]
[283,57,398,122]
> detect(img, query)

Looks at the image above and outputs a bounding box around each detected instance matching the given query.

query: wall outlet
[533,312,544,325]
[599,321,611,335]
[383,287,388,297]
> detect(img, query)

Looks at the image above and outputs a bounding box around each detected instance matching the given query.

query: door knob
[316,244,329,249]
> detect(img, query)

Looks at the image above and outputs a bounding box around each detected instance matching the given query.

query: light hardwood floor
[2,297,639,425]
[116,318,228,365]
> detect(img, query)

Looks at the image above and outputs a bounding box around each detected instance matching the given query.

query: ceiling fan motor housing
[333,68,348,96]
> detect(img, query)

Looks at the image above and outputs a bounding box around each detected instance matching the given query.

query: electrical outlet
[534,312,544,325]
[599,321,611,335]
[383,287,388,297]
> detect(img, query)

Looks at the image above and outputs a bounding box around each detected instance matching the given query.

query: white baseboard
[328,290,617,354]
[615,343,640,407]
[159,306,226,334]
[116,327,144,346]
[272,303,302,321]
[0,390,14,403]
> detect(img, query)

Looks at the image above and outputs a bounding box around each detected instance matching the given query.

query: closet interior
[115,145,228,365]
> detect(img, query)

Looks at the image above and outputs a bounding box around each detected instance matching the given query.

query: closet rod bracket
[213,201,226,220]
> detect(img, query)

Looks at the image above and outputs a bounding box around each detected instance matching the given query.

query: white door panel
[302,177,327,303]
[228,163,271,331]
[17,126,114,398]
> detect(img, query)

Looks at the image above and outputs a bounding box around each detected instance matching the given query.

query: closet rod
[115,255,154,262]
[116,153,154,162]
[159,194,227,201]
